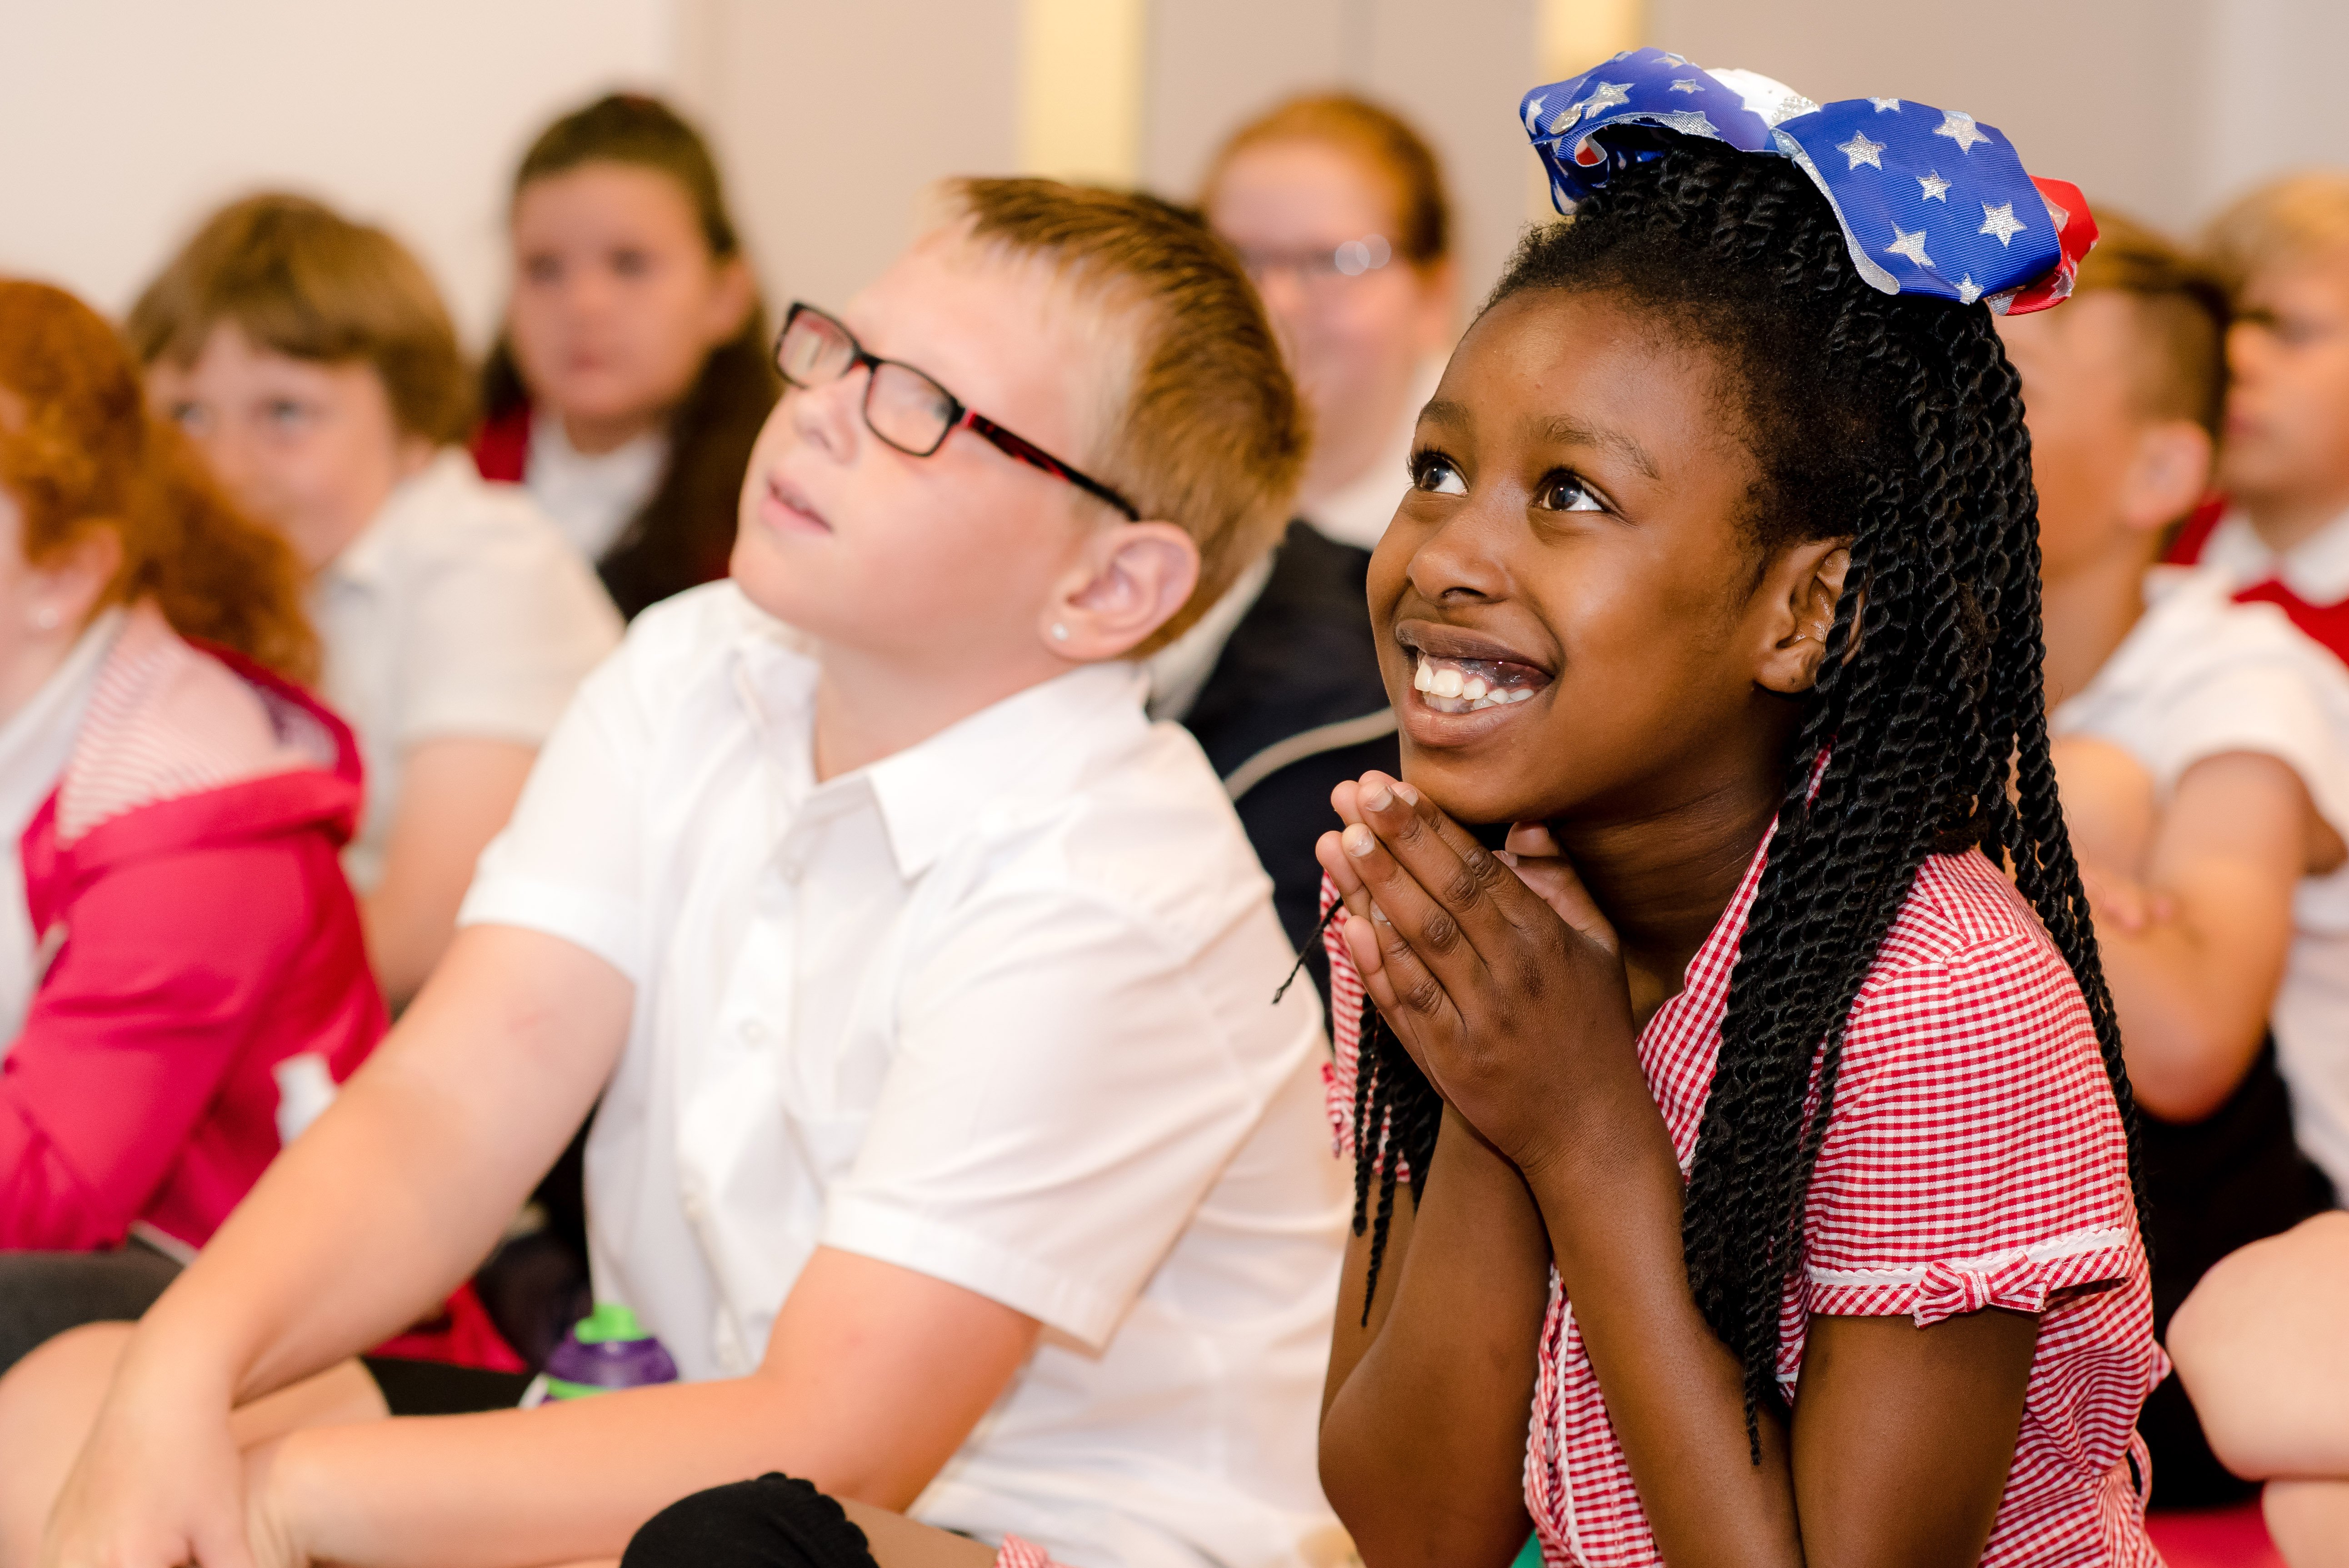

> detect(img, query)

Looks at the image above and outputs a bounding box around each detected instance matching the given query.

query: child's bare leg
[839,1499,996,1568]
[0,1322,386,1567]
[2266,1480,2349,1568]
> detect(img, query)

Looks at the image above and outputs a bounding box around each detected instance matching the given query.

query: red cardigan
[0,621,385,1252]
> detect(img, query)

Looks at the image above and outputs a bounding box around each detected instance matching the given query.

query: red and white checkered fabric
[1323,840,2164,1566]
[993,1534,1061,1568]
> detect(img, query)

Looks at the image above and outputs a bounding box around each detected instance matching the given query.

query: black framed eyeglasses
[774,302,1140,521]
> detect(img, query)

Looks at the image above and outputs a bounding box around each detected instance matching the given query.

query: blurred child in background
[2001,211,2349,1505]
[0,281,381,1370]
[2171,174,2349,665]
[474,94,780,619]
[130,195,621,1008]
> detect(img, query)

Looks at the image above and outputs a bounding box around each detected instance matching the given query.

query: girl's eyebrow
[1534,413,1659,479]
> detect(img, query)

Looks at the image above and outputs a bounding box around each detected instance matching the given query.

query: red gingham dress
[1323,840,2165,1566]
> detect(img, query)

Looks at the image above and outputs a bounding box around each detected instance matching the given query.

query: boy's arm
[252,1248,1039,1568]
[2073,749,2328,1121]
[41,924,631,1568]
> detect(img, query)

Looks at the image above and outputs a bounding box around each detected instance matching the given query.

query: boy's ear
[1754,537,1853,696]
[2118,418,2215,536]
[1040,520,1201,662]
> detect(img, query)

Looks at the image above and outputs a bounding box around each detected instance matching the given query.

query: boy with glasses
[0,180,1345,1568]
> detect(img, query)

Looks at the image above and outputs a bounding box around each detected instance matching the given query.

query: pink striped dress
[1324,840,2164,1565]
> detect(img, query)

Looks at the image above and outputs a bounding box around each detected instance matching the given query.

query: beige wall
[0,0,676,345]
[1648,0,2349,237]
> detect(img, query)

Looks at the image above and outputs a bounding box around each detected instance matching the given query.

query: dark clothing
[2139,1037,2335,1507]
[625,1474,880,1568]
[360,1355,535,1416]
[1180,523,1398,1010]
[0,1237,180,1373]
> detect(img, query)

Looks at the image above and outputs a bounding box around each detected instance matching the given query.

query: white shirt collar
[323,449,474,592]
[1300,357,1444,552]
[526,413,667,562]
[726,614,1151,882]
[2200,505,2349,604]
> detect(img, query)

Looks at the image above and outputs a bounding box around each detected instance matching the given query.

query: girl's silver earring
[1050,623,1071,642]
[30,606,60,632]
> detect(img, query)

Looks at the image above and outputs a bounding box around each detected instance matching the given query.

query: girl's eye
[1412,452,1467,496]
[523,255,562,285]
[167,401,206,433]
[611,249,653,279]
[1534,471,1604,513]
[263,399,315,430]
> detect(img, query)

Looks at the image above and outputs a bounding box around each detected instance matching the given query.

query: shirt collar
[2202,506,2349,604]
[321,449,471,592]
[724,605,1152,882]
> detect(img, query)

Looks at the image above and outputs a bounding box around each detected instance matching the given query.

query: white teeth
[1510,687,1533,703]
[1432,667,1464,698]
[1462,676,1489,700]
[1413,660,1435,692]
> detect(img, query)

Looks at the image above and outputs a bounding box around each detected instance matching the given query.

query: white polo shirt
[2053,568,2349,1192]
[459,583,1348,1568]
[312,451,622,890]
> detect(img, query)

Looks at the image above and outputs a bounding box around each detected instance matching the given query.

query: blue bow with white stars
[1521,48,2094,315]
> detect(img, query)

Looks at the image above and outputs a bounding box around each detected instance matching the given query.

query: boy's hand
[42,1369,255,1568]
[1313,771,1643,1177]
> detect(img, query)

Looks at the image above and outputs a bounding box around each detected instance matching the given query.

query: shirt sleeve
[1799,928,2143,1327]
[455,631,651,983]
[394,498,622,749]
[820,885,1321,1348]
[2131,627,2349,844]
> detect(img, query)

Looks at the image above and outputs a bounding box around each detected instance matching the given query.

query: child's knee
[0,1321,135,1563]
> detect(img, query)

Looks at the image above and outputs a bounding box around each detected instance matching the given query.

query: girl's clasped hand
[1315,774,1639,1181]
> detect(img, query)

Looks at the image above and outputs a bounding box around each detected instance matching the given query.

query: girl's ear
[1754,538,1853,695]
[1038,520,1201,662]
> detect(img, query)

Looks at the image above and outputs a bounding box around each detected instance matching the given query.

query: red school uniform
[1324,834,2164,1566]
[2168,498,2349,666]
[0,604,385,1252]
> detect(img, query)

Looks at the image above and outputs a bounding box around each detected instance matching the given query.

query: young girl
[0,281,382,1370]
[1314,53,2160,1565]
[473,93,779,619]
[130,194,622,1009]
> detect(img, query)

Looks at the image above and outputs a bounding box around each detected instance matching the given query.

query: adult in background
[473,94,780,621]
[1165,95,1458,977]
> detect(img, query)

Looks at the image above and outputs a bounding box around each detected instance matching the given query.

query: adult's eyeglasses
[774,302,1141,521]
[1234,234,1396,288]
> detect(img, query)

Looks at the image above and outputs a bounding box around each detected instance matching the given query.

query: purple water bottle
[520,1302,679,1406]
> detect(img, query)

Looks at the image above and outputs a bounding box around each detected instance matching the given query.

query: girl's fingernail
[1394,781,1419,804]
[1343,823,1377,858]
[1362,780,1393,811]
[1372,904,1391,925]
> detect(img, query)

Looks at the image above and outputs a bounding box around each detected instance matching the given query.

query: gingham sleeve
[1320,873,1416,1185]
[1797,888,2142,1327]
[994,1536,1063,1568]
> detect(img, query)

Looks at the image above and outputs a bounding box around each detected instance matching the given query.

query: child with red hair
[0,280,383,1371]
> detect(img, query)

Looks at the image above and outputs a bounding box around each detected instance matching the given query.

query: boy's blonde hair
[938,178,1307,655]
[2072,209,2228,439]
[127,194,474,446]
[2201,171,2349,302]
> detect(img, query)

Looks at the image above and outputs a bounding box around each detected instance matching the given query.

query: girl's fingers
[1349,772,1534,959]
[1314,830,1374,921]
[1341,909,1453,1087]
[1501,821,1618,951]
[1334,814,1481,1022]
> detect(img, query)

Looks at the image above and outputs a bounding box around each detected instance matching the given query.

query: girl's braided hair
[1348,133,2142,1437]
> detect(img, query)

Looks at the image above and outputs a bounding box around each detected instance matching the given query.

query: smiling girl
[1313,54,2160,1568]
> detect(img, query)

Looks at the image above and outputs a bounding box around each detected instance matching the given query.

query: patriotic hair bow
[1522,48,2095,315]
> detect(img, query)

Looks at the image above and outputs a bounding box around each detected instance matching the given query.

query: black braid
[1345,138,2143,1442]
